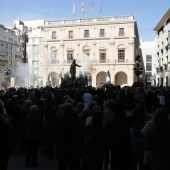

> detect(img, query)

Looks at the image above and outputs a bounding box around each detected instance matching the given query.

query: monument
[60,59,89,88]
[70,59,81,79]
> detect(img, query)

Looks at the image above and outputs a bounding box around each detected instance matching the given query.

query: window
[52,31,57,39]
[0,42,3,46]
[51,50,57,64]
[99,29,105,37]
[119,28,124,36]
[5,43,8,48]
[167,17,170,25]
[83,50,90,56]
[146,55,152,62]
[84,30,89,38]
[33,54,38,60]
[67,51,74,63]
[146,63,152,71]
[9,53,12,59]
[118,49,125,62]
[9,44,12,49]
[68,31,73,38]
[32,61,39,68]
[146,72,152,82]
[99,50,106,63]
[33,45,38,53]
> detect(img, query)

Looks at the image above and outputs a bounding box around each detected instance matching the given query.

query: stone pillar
[92,74,96,87]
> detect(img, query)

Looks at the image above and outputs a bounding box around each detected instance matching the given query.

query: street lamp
[4,67,11,87]
[134,55,143,82]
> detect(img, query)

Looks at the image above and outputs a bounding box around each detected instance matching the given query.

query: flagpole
[100,0,102,16]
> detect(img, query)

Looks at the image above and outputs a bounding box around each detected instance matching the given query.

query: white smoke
[11,63,30,87]
[78,53,91,75]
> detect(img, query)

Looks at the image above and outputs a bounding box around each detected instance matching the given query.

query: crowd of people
[0,84,170,170]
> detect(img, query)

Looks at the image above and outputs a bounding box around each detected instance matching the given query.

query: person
[106,71,111,84]
[24,105,44,167]
[43,95,57,159]
[81,110,105,170]
[70,59,81,79]
[0,99,11,170]
[82,89,93,110]
[56,103,81,170]
[145,108,170,170]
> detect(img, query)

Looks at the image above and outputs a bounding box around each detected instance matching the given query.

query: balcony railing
[118,32,125,36]
[118,59,125,63]
[68,35,74,39]
[99,59,106,63]
[45,15,135,25]
[40,58,132,66]
[83,34,90,38]
[99,33,106,37]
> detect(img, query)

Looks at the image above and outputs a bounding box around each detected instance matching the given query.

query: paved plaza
[8,146,58,170]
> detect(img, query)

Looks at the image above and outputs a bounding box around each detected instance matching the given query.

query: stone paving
[8,145,58,170]
[7,110,134,170]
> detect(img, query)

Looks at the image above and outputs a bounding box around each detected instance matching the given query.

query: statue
[70,59,81,79]
[106,71,111,84]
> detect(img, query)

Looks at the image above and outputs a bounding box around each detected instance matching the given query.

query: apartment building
[25,20,45,87]
[0,24,22,85]
[140,39,157,86]
[154,8,170,87]
[35,15,142,87]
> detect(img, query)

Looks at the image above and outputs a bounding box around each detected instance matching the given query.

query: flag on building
[90,3,93,13]
[82,1,84,13]
[100,1,102,13]
[72,2,76,14]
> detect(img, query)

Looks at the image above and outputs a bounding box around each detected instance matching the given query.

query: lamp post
[134,55,143,82]
[4,67,11,87]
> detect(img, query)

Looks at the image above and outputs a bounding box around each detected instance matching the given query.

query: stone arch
[48,72,59,87]
[50,46,58,50]
[96,71,106,87]
[114,72,127,86]
[117,44,125,49]
[67,46,75,51]
[82,45,91,50]
[84,71,92,86]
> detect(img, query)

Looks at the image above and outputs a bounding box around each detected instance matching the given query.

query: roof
[154,8,170,31]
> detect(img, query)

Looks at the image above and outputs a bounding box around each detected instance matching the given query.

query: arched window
[82,45,91,56]
[117,44,125,63]
[51,47,57,64]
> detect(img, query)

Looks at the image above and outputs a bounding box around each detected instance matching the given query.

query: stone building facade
[33,15,141,87]
[154,8,170,87]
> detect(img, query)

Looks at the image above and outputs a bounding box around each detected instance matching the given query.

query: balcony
[83,34,90,38]
[99,33,106,37]
[68,35,74,39]
[118,32,125,36]
[45,15,135,25]
[117,59,125,63]
[99,59,106,63]
[52,35,57,39]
